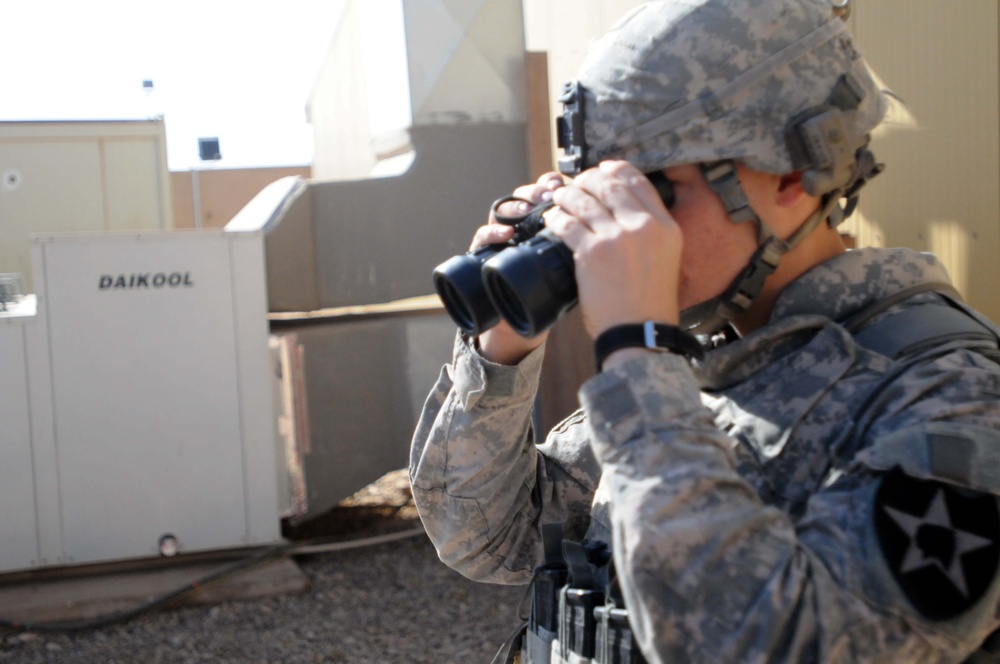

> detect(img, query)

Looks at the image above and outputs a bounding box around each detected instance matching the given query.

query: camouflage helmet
[559,0,889,197]
[554,0,892,335]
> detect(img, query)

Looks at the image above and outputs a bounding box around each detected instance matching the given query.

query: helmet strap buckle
[701,161,760,226]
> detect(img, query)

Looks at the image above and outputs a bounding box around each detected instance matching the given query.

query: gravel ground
[0,473,526,664]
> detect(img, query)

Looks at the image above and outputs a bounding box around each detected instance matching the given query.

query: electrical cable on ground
[0,526,427,634]
[290,526,426,556]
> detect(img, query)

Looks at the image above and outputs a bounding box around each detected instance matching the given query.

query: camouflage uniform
[410,247,1000,662]
[413,0,1000,661]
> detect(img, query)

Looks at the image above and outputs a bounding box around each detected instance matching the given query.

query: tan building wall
[0,120,171,291]
[844,0,1000,323]
[171,166,311,230]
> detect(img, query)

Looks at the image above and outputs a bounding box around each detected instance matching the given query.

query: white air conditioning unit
[0,230,298,572]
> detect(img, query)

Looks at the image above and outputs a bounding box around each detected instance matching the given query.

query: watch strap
[594,321,704,371]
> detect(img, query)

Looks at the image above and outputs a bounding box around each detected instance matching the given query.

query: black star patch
[875,468,1000,620]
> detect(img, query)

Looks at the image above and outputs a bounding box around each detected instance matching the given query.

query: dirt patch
[281,468,421,542]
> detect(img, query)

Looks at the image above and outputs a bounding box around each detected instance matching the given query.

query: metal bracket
[556,81,587,175]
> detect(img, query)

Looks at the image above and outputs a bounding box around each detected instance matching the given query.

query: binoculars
[432,171,675,339]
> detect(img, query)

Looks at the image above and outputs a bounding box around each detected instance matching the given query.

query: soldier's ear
[775,171,810,208]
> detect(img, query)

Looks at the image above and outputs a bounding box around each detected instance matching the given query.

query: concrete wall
[265,123,529,312]
[307,0,528,181]
[291,0,532,312]
[171,165,311,230]
[306,2,378,181]
[0,120,172,291]
[262,0,534,505]
[404,0,527,126]
[272,310,455,518]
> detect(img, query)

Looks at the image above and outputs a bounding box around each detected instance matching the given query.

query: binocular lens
[481,231,577,338]
[435,277,478,332]
[481,269,531,336]
[434,172,673,339]
[432,246,504,336]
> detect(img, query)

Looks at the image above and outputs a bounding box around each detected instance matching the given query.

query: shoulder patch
[875,468,1000,620]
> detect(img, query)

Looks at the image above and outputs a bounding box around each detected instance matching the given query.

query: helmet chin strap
[680,70,886,338]
[680,159,858,337]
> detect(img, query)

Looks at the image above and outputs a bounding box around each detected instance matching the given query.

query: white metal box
[0,230,284,572]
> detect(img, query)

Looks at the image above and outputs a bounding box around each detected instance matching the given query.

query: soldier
[410,0,1000,661]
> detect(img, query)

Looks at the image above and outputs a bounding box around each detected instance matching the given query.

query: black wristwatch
[594,321,705,371]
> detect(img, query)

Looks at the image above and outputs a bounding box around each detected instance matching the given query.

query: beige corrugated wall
[846,1,1000,323]
[524,1,1000,322]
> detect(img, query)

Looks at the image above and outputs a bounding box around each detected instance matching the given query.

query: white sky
[0,0,349,170]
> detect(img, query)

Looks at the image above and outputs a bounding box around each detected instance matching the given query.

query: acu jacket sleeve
[580,351,1000,664]
[410,334,601,584]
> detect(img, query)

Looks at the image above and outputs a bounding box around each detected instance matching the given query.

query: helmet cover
[574,0,889,186]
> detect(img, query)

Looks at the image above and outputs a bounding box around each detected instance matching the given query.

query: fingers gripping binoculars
[432,171,675,339]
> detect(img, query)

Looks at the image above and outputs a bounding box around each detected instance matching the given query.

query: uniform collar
[769,247,952,324]
[692,248,953,391]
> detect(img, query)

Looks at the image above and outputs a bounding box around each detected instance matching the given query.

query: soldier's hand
[546,160,682,340]
[476,172,565,365]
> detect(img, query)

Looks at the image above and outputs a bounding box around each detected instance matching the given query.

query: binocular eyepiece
[432,171,675,339]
